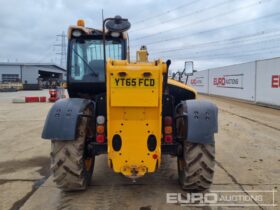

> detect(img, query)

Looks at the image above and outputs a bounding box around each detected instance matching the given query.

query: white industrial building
[0,63,66,89]
[187,56,280,107]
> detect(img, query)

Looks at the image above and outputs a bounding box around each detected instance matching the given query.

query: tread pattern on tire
[50,108,93,191]
[178,142,215,191]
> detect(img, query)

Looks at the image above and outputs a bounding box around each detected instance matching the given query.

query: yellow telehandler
[42,16,218,192]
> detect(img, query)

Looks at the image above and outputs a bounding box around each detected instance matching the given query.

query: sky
[0,0,280,71]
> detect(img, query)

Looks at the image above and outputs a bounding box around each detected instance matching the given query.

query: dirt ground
[0,90,279,210]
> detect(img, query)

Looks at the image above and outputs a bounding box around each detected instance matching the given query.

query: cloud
[0,0,279,70]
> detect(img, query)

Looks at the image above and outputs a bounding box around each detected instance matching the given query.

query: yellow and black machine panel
[42,16,218,192]
[106,60,167,178]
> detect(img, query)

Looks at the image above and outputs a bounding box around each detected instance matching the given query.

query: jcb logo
[272,75,280,88]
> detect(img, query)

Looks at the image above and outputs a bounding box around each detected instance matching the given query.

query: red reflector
[164,116,172,126]
[96,134,105,143]
[164,135,173,144]
[152,154,158,159]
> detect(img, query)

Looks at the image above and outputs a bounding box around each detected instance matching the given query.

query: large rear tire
[178,142,215,191]
[50,107,95,191]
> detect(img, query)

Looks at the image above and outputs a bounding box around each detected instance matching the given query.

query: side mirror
[184,61,194,76]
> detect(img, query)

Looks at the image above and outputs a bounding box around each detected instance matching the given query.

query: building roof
[0,62,66,72]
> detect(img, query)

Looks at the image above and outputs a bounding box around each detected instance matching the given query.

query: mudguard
[182,100,218,144]
[42,98,94,140]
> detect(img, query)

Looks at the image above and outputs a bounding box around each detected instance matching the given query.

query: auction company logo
[190,76,204,87]
[166,190,277,207]
[272,75,280,88]
[213,74,244,89]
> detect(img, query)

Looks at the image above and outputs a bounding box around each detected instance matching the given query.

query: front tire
[178,141,215,191]
[50,107,94,191]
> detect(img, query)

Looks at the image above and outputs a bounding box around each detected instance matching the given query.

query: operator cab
[67,17,130,98]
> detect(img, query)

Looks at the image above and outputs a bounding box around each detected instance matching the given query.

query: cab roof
[67,25,128,40]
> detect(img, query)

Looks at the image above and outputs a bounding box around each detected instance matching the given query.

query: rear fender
[177,100,218,144]
[42,98,94,140]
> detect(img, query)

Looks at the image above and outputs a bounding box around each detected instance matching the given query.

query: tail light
[163,116,173,144]
[164,126,172,134]
[164,135,173,143]
[164,116,172,126]
[96,115,106,143]
[96,125,105,134]
[96,134,105,143]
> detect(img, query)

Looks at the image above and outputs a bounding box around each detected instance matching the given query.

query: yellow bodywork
[167,78,198,98]
[106,59,166,178]
[136,46,149,62]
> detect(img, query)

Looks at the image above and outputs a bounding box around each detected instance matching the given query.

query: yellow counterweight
[106,59,167,178]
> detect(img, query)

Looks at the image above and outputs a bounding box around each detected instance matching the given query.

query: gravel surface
[0,90,279,210]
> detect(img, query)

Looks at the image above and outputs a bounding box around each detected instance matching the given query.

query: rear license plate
[112,78,157,88]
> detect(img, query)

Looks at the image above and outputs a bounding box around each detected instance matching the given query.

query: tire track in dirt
[220,108,280,131]
[0,157,50,210]
[216,160,264,210]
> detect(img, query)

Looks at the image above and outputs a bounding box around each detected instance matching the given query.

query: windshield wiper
[71,47,99,77]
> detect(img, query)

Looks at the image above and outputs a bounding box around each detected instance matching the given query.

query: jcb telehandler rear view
[42,16,218,192]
